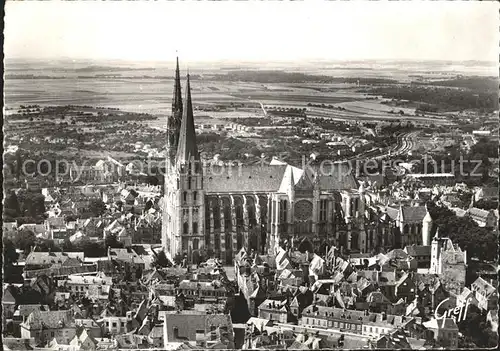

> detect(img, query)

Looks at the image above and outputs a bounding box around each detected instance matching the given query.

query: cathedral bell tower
[162,70,205,263]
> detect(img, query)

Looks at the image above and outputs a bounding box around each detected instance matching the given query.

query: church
[161,59,429,264]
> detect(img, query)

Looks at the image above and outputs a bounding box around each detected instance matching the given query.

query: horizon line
[4,56,499,65]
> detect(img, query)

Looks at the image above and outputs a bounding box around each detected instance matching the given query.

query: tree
[18,191,46,221]
[13,230,36,255]
[62,239,74,252]
[88,199,107,217]
[428,202,498,262]
[3,191,21,220]
[457,305,497,348]
[3,239,19,266]
[3,239,20,283]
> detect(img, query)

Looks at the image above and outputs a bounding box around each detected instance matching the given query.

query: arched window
[183,191,187,203]
[193,222,198,234]
[187,176,192,190]
[183,222,189,234]
[193,191,197,202]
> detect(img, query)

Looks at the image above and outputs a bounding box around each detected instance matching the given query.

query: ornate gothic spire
[172,57,183,122]
[167,57,183,162]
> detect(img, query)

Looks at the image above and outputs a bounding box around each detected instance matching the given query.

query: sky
[4,1,499,63]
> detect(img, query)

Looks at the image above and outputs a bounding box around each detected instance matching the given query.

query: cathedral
[161,59,430,264]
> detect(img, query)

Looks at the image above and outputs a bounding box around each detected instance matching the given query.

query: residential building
[161,310,234,349]
[422,318,459,349]
[300,305,417,339]
[258,299,291,323]
[470,277,498,311]
[404,245,431,268]
[20,310,76,344]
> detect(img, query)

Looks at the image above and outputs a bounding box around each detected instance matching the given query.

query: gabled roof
[25,251,83,266]
[401,206,428,223]
[2,337,34,351]
[472,277,497,297]
[21,310,74,330]
[404,245,431,257]
[386,249,409,261]
[366,291,391,305]
[14,304,49,318]
[204,165,287,193]
[108,248,145,264]
[385,207,399,220]
[313,163,358,190]
[258,299,287,312]
[468,207,492,220]
[395,272,412,288]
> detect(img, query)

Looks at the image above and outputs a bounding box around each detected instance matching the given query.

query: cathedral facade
[161,60,425,264]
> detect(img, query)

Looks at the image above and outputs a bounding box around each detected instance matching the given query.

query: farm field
[5,59,495,128]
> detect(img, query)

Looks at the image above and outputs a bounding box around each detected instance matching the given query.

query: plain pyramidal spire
[176,73,199,165]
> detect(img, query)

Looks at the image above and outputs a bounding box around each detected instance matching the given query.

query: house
[80,217,105,238]
[2,337,35,351]
[394,273,416,302]
[148,324,164,348]
[101,316,129,335]
[20,310,76,344]
[366,290,392,313]
[474,186,499,202]
[75,319,102,339]
[24,251,84,271]
[177,280,229,304]
[423,318,459,349]
[258,299,290,323]
[44,217,66,233]
[470,277,498,311]
[385,249,417,270]
[467,207,498,230]
[13,305,50,327]
[18,223,47,238]
[107,247,145,276]
[63,273,113,297]
[69,329,98,350]
[120,188,138,210]
[404,245,431,268]
[161,310,234,349]
[414,275,449,313]
[300,305,417,339]
[288,286,314,319]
